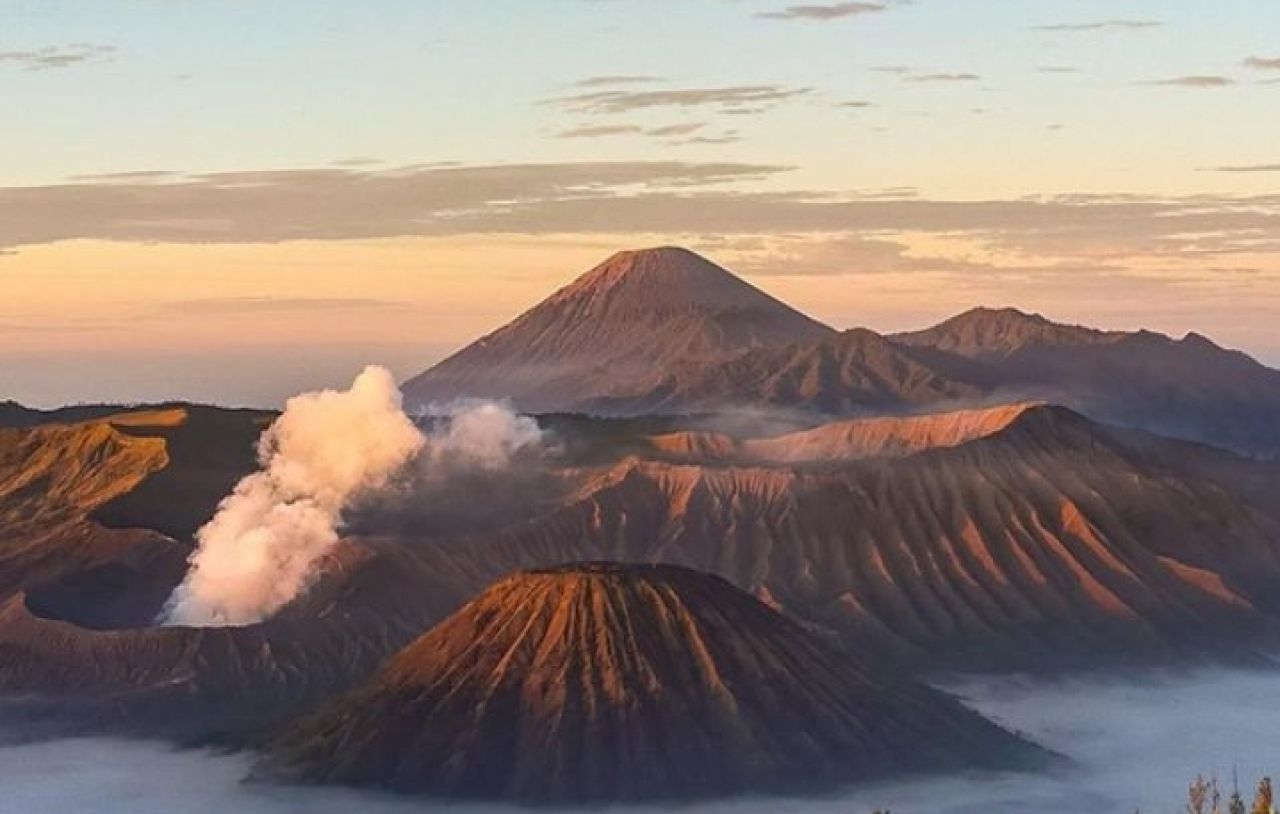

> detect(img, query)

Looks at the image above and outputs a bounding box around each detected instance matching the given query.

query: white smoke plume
[161,366,424,627]
[419,400,544,470]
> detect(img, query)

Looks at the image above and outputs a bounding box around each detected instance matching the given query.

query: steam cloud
[418,401,544,471]
[161,369,548,627]
[161,366,424,627]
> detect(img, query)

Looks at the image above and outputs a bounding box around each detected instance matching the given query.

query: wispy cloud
[0,43,115,71]
[1038,66,1078,74]
[554,122,706,139]
[570,75,663,88]
[546,85,810,114]
[68,170,179,183]
[1033,19,1162,33]
[555,124,644,139]
[672,133,742,145]
[906,73,981,83]
[0,161,792,249]
[1145,75,1235,88]
[757,2,885,21]
[1243,57,1280,71]
[646,122,706,137]
[1208,163,1280,173]
[3,163,1279,277]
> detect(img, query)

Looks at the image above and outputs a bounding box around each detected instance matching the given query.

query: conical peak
[556,246,775,310]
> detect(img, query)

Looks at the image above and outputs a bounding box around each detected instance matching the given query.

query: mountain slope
[389,405,1280,670]
[402,247,833,412]
[597,327,983,415]
[649,402,1038,463]
[893,307,1280,454]
[263,563,1045,803]
[0,406,266,611]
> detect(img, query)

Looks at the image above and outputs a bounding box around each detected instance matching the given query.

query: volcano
[383,403,1280,670]
[404,248,1280,455]
[402,247,833,412]
[263,563,1046,803]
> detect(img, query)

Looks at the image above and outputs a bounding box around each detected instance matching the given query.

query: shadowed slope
[264,563,1046,803]
[592,327,982,415]
[0,406,267,622]
[894,307,1280,455]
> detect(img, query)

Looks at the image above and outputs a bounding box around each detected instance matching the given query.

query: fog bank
[4,668,1280,813]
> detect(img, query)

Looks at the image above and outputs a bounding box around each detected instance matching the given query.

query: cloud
[1243,57,1280,70]
[7,670,1280,814]
[162,366,424,627]
[1038,66,1078,74]
[3,162,1279,274]
[646,122,706,136]
[554,122,706,139]
[837,100,874,108]
[0,160,790,249]
[1145,76,1235,88]
[571,75,663,87]
[757,2,885,21]
[546,84,810,114]
[672,133,742,145]
[67,170,180,183]
[1032,19,1162,32]
[555,124,645,139]
[1208,164,1280,173]
[906,73,981,83]
[0,43,115,71]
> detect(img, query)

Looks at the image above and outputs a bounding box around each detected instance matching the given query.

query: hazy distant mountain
[263,563,1045,803]
[402,247,833,412]
[595,327,984,415]
[404,249,1280,454]
[894,307,1280,454]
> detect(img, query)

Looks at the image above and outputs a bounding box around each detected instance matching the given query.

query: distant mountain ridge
[403,248,1280,455]
[893,307,1280,454]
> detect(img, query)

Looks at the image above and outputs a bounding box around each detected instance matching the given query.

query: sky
[1,0,1278,407]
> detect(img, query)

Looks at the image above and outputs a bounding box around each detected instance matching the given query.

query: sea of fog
[3,667,1279,814]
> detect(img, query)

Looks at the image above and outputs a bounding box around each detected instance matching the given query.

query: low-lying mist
[5,667,1279,813]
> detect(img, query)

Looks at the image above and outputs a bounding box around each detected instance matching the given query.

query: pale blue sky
[4,0,1278,194]
[2,0,1278,406]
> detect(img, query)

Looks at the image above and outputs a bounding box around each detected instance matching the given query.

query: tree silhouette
[1252,777,1273,814]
